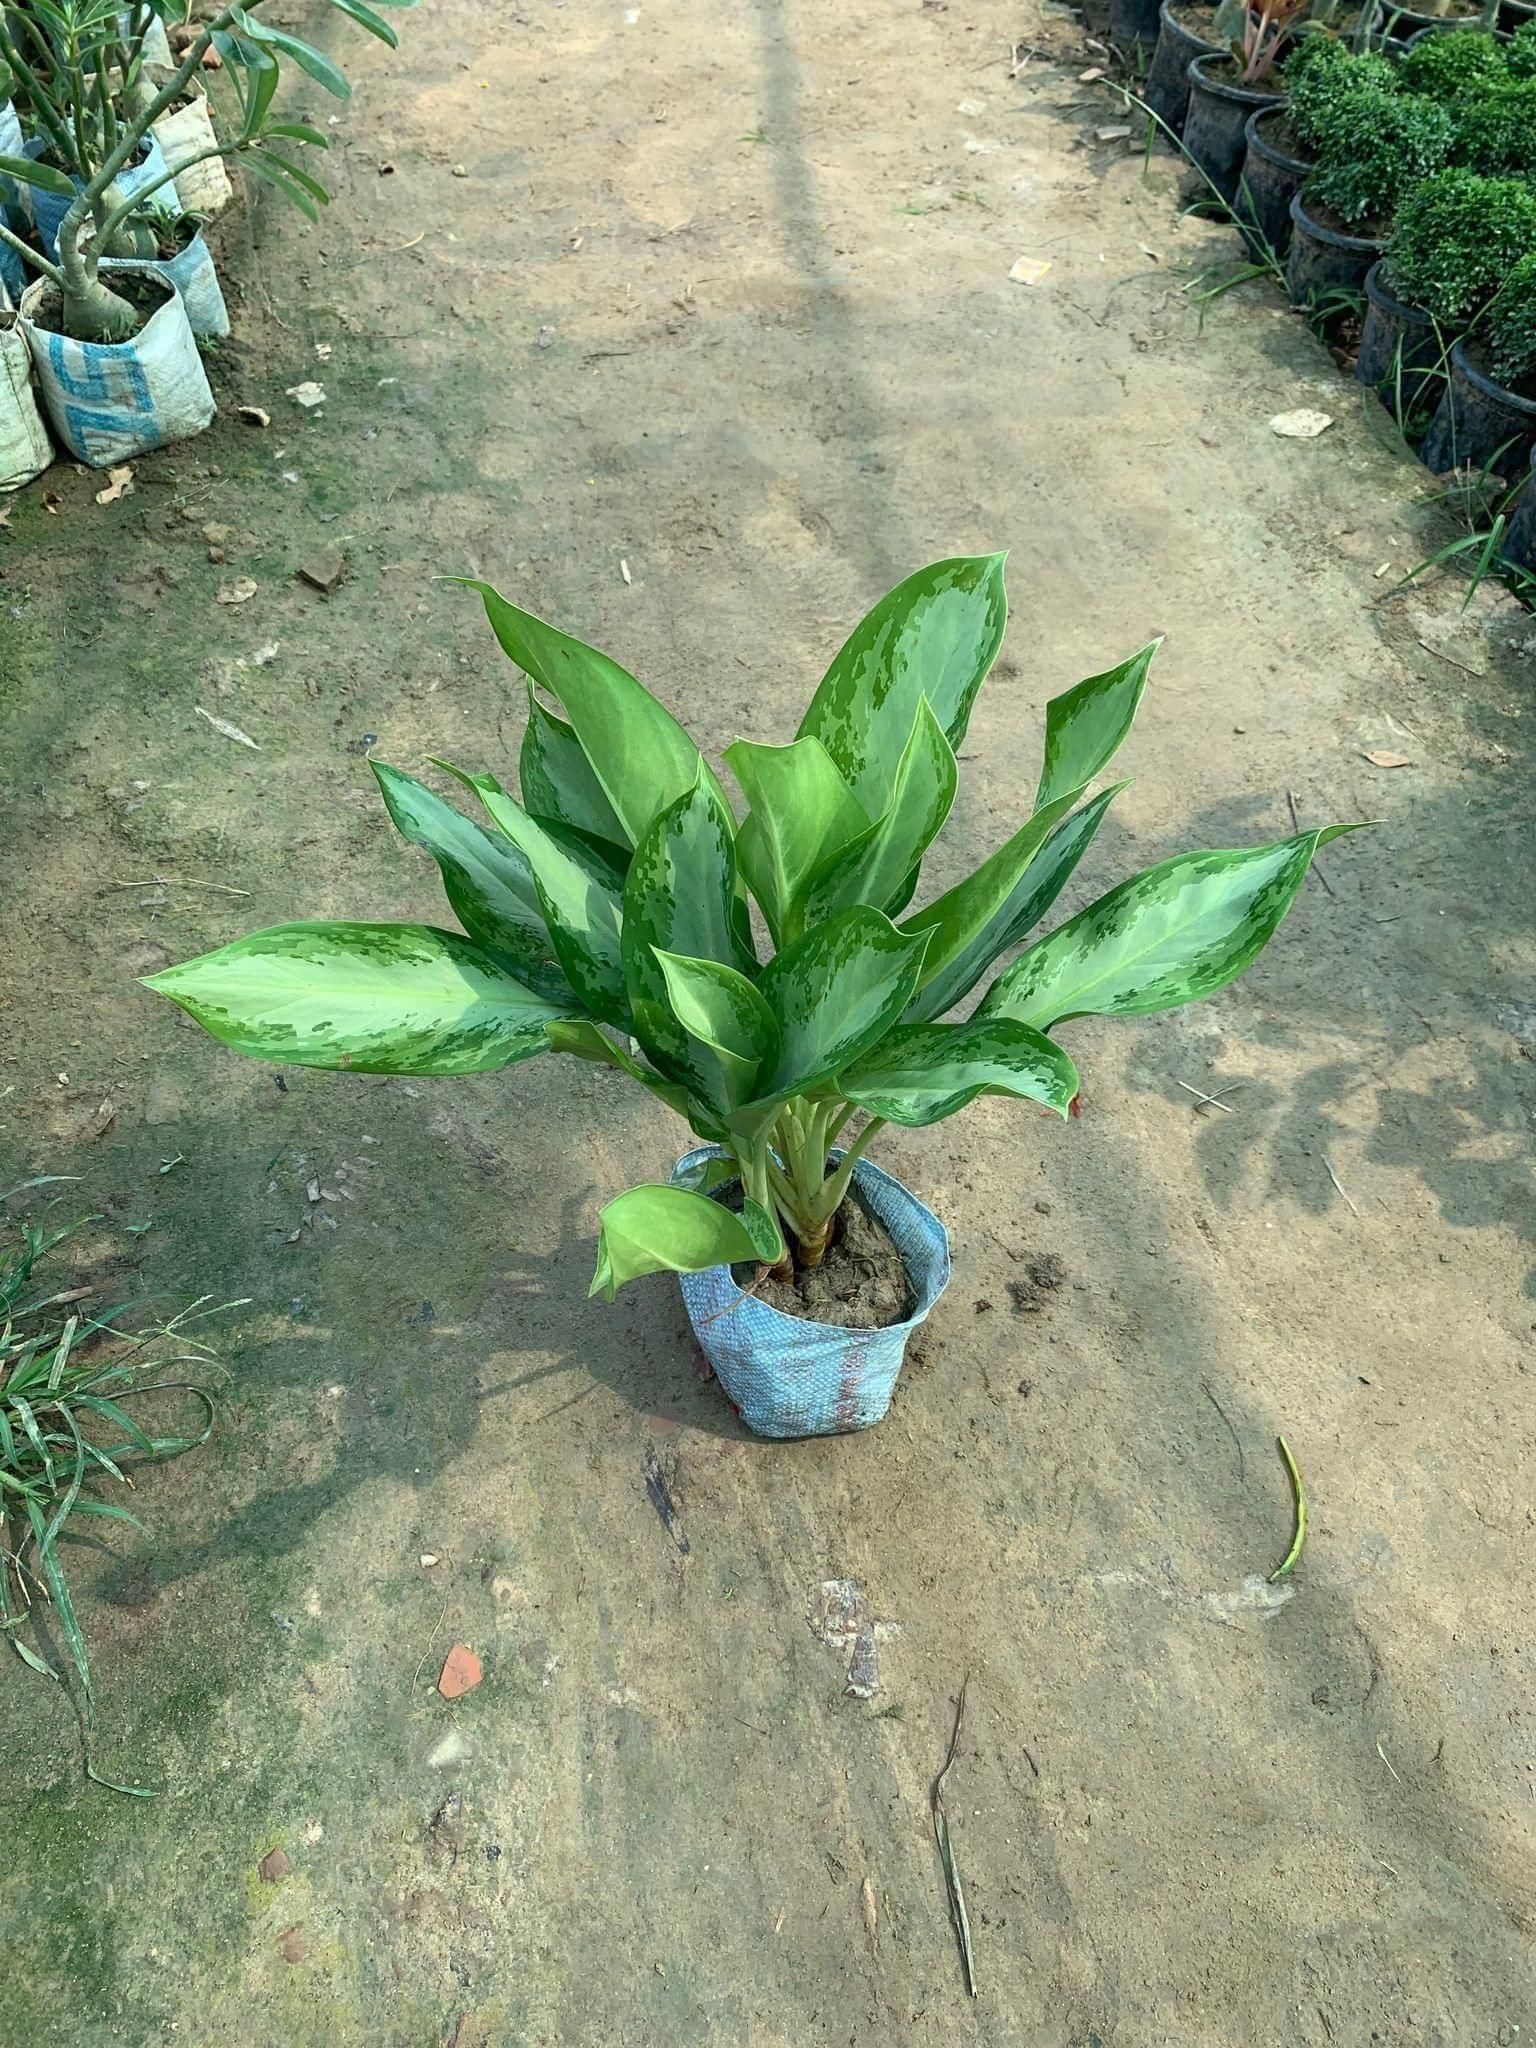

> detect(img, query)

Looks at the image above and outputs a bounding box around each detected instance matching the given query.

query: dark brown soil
[26,266,168,338]
[1006,1251,1068,1313]
[1196,55,1286,96]
[1259,110,1313,162]
[1169,1,1222,33]
[731,1188,915,1330]
[1303,194,1388,243]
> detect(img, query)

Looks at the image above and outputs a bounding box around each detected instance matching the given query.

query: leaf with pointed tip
[979,827,1364,1031]
[724,734,869,946]
[620,778,756,1106]
[1035,643,1157,812]
[143,922,576,1075]
[457,579,719,846]
[590,1185,783,1299]
[518,684,628,857]
[803,698,958,922]
[756,907,931,1102]
[438,763,628,1027]
[901,782,1124,1024]
[653,952,777,1087]
[371,762,568,996]
[840,1017,1080,1127]
[796,554,1007,815]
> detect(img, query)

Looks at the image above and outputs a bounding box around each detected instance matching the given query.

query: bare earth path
[2,1,1534,2042]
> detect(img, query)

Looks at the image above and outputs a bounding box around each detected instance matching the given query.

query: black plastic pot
[1420,340,1536,477]
[1387,5,1489,33]
[1110,0,1163,51]
[1401,16,1512,41]
[1501,0,1535,29]
[1236,106,1312,260]
[1354,262,1450,421]
[1183,53,1284,203]
[1285,187,1385,307]
[1501,450,1536,573]
[1141,1,1224,131]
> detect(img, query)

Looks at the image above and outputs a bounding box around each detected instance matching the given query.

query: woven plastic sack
[104,228,227,337]
[0,312,51,490]
[20,270,213,465]
[671,1146,950,1439]
[30,132,177,260]
[151,88,232,216]
[0,100,25,300]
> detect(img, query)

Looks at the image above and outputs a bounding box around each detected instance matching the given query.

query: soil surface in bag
[28,266,163,339]
[728,1185,915,1328]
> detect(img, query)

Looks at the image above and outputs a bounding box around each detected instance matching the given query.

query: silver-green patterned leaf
[653,950,777,1084]
[1035,642,1156,812]
[518,683,628,856]
[756,907,931,1101]
[144,922,575,1075]
[589,1184,783,1299]
[457,578,719,846]
[723,734,870,946]
[796,554,1007,815]
[802,698,958,923]
[979,827,1360,1031]
[371,761,567,995]
[438,762,629,1027]
[840,1016,1080,1127]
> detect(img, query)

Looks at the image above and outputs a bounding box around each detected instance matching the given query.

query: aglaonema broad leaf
[839,1017,1080,1127]
[723,734,869,946]
[1034,643,1157,812]
[979,827,1363,1031]
[518,683,628,858]
[796,555,1006,817]
[653,952,777,1081]
[144,923,577,1075]
[754,907,930,1102]
[590,1184,783,1298]
[802,698,957,924]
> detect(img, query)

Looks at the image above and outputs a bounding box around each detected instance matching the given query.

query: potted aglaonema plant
[143,561,1355,1441]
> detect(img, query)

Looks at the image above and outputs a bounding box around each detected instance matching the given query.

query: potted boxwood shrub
[1397,21,1510,89]
[1183,0,1311,200]
[1238,37,1396,255]
[0,0,409,461]
[1286,87,1453,304]
[142,562,1354,1441]
[1448,75,1536,171]
[1385,169,1536,469]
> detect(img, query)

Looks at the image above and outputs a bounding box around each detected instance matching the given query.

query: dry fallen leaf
[216,577,258,606]
[1095,124,1132,142]
[1078,64,1105,80]
[1269,409,1334,439]
[94,465,134,505]
[1361,749,1413,769]
[195,705,262,749]
[1008,254,1051,286]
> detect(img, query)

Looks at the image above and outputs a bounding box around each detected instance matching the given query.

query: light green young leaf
[901,782,1124,1023]
[1035,642,1157,812]
[840,1016,1080,1127]
[590,1185,783,1298]
[0,153,76,198]
[457,579,718,846]
[438,763,629,1028]
[144,923,576,1075]
[797,554,1007,815]
[518,683,627,855]
[979,827,1363,1031]
[653,951,777,1077]
[757,907,931,1100]
[371,762,566,992]
[803,698,958,922]
[723,734,869,946]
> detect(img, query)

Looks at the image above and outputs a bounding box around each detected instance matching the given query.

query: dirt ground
[3,0,1535,2042]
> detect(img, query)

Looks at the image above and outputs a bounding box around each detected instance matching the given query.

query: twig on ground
[1323,1155,1359,1216]
[1175,1078,1245,1114]
[109,876,252,897]
[1200,1378,1246,1481]
[410,1559,453,1689]
[932,1677,977,1997]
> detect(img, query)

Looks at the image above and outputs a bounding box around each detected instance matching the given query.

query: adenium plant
[146,562,1351,1299]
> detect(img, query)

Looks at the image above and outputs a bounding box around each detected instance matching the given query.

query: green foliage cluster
[1397,27,1509,103]
[1486,251,1536,386]
[1385,169,1536,324]
[1451,78,1536,176]
[1285,38,1397,154]
[1510,20,1536,78]
[1307,91,1455,228]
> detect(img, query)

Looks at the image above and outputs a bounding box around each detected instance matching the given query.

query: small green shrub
[1386,169,1536,323]
[1286,43,1398,154]
[1451,78,1536,175]
[1397,28,1508,103]
[1504,19,1536,78]
[1308,92,1455,228]
[1486,252,1536,386]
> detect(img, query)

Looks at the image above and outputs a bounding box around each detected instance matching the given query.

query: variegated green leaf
[756,907,931,1101]
[901,782,1123,1024]
[796,554,1007,815]
[621,777,756,1106]
[1035,643,1156,812]
[144,923,574,1075]
[439,763,628,1027]
[371,761,568,995]
[724,734,869,946]
[653,951,777,1078]
[458,579,718,846]
[803,698,958,922]
[590,1184,783,1299]
[518,683,628,856]
[840,1016,1080,1127]
[979,827,1360,1031]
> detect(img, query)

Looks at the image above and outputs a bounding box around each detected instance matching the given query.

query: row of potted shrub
[1132,10,1536,573]
[0,0,406,486]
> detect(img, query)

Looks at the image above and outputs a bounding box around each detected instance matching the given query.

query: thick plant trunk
[795,1217,834,1270]
[61,275,140,341]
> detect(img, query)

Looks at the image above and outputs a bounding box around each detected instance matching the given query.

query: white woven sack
[0,313,51,490]
[152,89,233,215]
[20,270,213,466]
[104,229,228,338]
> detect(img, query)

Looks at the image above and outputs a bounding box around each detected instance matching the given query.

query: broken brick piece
[438,1644,482,1700]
